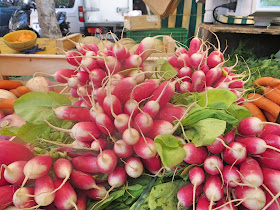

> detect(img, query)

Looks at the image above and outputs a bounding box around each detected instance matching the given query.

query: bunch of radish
[0,140,108,209]
[176,117,280,210]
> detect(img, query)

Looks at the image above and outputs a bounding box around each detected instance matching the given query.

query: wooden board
[124,15,161,31]
[0,54,72,76]
[199,23,280,35]
[0,38,57,54]
[56,33,83,54]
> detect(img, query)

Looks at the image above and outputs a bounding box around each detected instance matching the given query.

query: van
[30,0,133,38]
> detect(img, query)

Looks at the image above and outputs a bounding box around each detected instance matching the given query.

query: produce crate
[126,28,188,44]
[124,15,161,31]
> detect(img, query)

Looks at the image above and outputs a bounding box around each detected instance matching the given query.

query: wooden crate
[124,15,161,31]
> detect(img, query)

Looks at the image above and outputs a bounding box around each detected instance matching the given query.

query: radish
[112,43,127,62]
[95,112,115,135]
[189,166,205,210]
[216,197,237,210]
[223,128,236,144]
[71,155,99,174]
[123,54,142,69]
[206,136,225,154]
[149,81,175,109]
[70,89,79,98]
[113,140,133,158]
[203,155,224,175]
[183,143,208,164]
[175,47,188,56]
[235,186,266,209]
[53,106,92,122]
[177,183,203,208]
[89,103,104,122]
[67,76,80,89]
[256,149,280,171]
[191,70,206,92]
[188,37,201,56]
[142,100,160,118]
[207,51,224,68]
[190,52,206,70]
[91,138,107,152]
[264,191,280,210]
[179,81,193,93]
[156,106,185,124]
[205,66,221,87]
[204,175,223,206]
[122,127,140,145]
[70,169,100,190]
[53,158,72,193]
[222,142,247,165]
[36,68,77,83]
[177,53,191,68]
[89,68,107,87]
[53,178,78,210]
[21,154,53,188]
[146,120,174,139]
[0,185,19,210]
[134,37,155,61]
[237,136,280,155]
[133,112,154,134]
[95,87,107,106]
[112,77,137,105]
[77,85,93,98]
[196,195,212,210]
[44,120,101,142]
[222,165,241,188]
[108,166,127,188]
[13,187,36,209]
[76,191,87,210]
[133,136,157,159]
[260,124,280,137]
[87,184,107,200]
[123,99,139,118]
[261,134,280,149]
[76,71,90,85]
[114,113,130,133]
[237,117,269,136]
[96,150,117,174]
[34,174,55,206]
[262,167,280,195]
[240,158,263,187]
[75,42,92,55]
[168,56,179,68]
[103,94,123,119]
[0,168,8,187]
[66,51,82,67]
[3,161,26,185]
[125,157,143,178]
[142,155,162,174]
[104,56,122,74]
[132,79,160,102]
[88,43,99,53]
[179,68,192,80]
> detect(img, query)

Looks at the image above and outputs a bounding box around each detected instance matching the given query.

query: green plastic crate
[126,28,188,44]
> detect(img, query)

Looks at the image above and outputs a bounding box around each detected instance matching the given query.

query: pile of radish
[1,33,280,210]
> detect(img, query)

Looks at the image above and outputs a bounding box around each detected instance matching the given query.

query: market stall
[0,0,280,209]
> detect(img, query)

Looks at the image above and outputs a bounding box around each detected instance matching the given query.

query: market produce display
[0,33,279,210]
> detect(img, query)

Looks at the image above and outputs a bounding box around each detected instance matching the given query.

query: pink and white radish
[204,175,223,207]
[134,37,155,61]
[183,143,208,164]
[13,187,36,209]
[53,106,92,122]
[142,155,162,174]
[91,138,107,152]
[133,136,157,159]
[70,169,100,190]
[240,157,263,187]
[222,165,241,188]
[71,155,99,174]
[177,183,203,208]
[191,70,206,92]
[203,155,224,175]
[108,166,127,188]
[222,142,247,165]
[113,139,133,159]
[96,150,118,174]
[34,174,56,206]
[3,161,26,185]
[125,157,143,178]
[146,120,174,139]
[66,51,82,67]
[189,166,205,210]
[87,184,107,200]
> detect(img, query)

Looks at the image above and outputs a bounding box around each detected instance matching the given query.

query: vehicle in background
[30,0,133,38]
[0,1,20,36]
[8,0,40,37]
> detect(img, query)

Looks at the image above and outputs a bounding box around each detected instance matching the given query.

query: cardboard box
[124,15,161,31]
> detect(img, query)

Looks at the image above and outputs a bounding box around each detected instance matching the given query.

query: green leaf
[157,59,178,79]
[154,134,186,168]
[198,89,237,108]
[227,103,252,123]
[14,92,71,125]
[148,180,187,210]
[0,122,50,142]
[182,109,238,126]
[185,118,226,146]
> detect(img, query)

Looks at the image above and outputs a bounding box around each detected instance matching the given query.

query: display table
[198,23,280,57]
